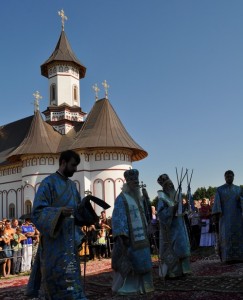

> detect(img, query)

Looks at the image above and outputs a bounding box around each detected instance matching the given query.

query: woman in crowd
[2,220,14,277]
[11,227,27,274]
[199,198,215,247]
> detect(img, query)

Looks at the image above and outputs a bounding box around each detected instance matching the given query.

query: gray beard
[122,183,142,200]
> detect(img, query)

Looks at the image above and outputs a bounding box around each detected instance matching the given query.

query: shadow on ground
[0,247,243,300]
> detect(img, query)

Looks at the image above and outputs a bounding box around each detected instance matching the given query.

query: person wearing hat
[111,169,154,296]
[157,174,191,279]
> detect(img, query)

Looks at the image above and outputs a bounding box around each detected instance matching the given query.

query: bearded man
[29,150,99,300]
[111,169,154,296]
[212,170,243,263]
[157,174,191,279]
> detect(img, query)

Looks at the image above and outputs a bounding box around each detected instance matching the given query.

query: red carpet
[0,257,243,299]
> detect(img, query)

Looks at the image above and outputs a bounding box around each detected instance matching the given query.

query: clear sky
[1,1,243,199]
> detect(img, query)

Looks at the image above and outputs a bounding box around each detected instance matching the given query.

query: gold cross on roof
[92,83,100,101]
[102,80,110,99]
[32,91,42,112]
[58,9,68,31]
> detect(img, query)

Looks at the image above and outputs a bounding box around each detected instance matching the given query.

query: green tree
[193,186,217,200]
[151,196,158,208]
[207,186,217,198]
[193,187,207,200]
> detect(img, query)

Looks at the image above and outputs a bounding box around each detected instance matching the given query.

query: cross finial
[92,83,100,101]
[139,181,147,189]
[32,91,42,112]
[84,190,92,196]
[58,9,68,31]
[102,80,110,99]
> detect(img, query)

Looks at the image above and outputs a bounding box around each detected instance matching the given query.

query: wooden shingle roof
[41,30,86,78]
[70,98,148,161]
[0,116,33,164]
[0,100,147,164]
[7,111,62,162]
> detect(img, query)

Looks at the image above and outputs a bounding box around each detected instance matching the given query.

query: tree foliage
[193,186,217,200]
[150,186,218,208]
[151,196,158,208]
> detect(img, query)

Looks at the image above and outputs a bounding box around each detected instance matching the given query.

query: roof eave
[70,145,148,161]
[40,61,86,78]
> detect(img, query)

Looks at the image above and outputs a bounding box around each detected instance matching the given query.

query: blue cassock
[212,183,243,262]
[111,192,154,295]
[112,192,152,273]
[157,191,191,278]
[32,173,97,300]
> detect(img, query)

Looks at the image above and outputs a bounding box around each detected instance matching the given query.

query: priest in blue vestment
[212,170,243,263]
[29,150,99,300]
[157,174,191,279]
[111,169,154,296]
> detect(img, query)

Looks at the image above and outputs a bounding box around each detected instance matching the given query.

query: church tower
[0,9,148,219]
[41,9,87,135]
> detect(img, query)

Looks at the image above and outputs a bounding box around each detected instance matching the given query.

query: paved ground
[1,252,243,299]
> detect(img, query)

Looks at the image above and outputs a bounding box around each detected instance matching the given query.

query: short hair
[224,170,234,176]
[59,150,80,166]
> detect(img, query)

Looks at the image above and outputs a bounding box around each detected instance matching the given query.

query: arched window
[50,84,56,103]
[25,200,32,214]
[73,85,78,102]
[9,203,15,219]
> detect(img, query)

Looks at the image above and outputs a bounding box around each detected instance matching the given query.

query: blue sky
[1,1,243,199]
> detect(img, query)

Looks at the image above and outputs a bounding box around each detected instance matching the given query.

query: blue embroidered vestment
[212,184,243,262]
[32,173,94,300]
[157,191,191,277]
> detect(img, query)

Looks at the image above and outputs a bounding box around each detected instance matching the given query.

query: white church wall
[104,179,115,217]
[93,179,104,214]
[0,192,2,219]
[7,189,17,218]
[22,155,59,188]
[83,174,92,194]
[16,188,22,218]
[89,152,131,214]
[1,191,7,219]
[0,178,22,218]
[73,172,84,196]
[23,184,35,212]
[56,74,79,107]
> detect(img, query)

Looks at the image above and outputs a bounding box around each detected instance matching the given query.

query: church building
[0,11,147,219]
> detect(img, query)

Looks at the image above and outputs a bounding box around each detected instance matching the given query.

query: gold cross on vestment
[58,9,68,31]
[139,181,146,189]
[84,190,92,196]
[92,83,100,101]
[102,80,110,99]
[32,91,42,112]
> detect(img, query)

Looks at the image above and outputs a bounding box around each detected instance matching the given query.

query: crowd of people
[1,150,243,300]
[82,210,112,261]
[0,217,39,277]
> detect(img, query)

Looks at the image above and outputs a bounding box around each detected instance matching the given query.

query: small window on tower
[73,85,78,102]
[50,84,56,104]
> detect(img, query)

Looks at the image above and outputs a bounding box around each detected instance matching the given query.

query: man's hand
[61,207,74,217]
